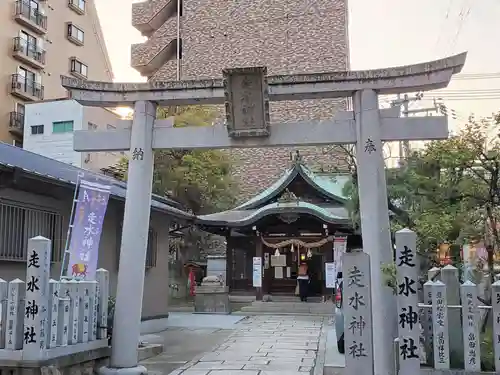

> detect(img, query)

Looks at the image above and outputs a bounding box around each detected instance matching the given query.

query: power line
[434,0,456,55]
[447,0,472,55]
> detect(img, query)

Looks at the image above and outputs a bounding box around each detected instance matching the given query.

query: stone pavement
[166,315,329,375]
[139,313,246,375]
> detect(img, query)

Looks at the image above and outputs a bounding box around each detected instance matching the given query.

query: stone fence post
[22,236,52,360]
[342,249,373,375]
[441,265,462,359]
[460,280,480,371]
[395,229,419,375]
[492,280,500,371]
[431,280,450,369]
[96,268,109,340]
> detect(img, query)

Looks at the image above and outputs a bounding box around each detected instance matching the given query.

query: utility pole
[391,93,438,165]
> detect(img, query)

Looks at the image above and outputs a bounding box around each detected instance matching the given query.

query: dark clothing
[298,278,309,302]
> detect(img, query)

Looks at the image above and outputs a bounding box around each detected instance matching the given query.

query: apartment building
[23,99,123,171]
[131,0,351,199]
[0,0,113,147]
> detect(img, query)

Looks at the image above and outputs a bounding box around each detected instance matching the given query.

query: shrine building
[196,156,362,299]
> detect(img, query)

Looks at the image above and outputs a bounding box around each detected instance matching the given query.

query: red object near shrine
[188,268,196,296]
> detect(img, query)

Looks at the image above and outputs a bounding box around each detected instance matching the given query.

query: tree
[341,114,500,269]
[112,106,237,269]
[113,105,236,214]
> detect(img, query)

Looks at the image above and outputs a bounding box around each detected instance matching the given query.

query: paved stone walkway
[168,315,327,375]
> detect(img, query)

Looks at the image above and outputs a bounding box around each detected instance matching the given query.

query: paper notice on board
[325,262,336,288]
[253,257,262,287]
[274,267,283,279]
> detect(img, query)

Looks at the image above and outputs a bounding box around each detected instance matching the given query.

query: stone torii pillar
[61,53,466,375]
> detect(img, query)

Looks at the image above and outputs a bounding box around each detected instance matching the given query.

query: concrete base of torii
[61,52,467,375]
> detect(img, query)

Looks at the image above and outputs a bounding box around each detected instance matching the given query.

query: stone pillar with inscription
[342,250,374,375]
[58,279,71,347]
[68,279,80,345]
[96,268,109,340]
[0,278,7,349]
[23,236,52,359]
[89,280,98,341]
[431,281,450,369]
[354,89,396,375]
[48,279,59,349]
[460,280,480,371]
[102,100,156,374]
[441,265,462,359]
[423,267,440,365]
[5,279,24,350]
[492,280,500,372]
[79,281,92,343]
[395,229,419,375]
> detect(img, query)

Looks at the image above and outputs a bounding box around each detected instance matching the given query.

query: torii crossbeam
[61,52,467,375]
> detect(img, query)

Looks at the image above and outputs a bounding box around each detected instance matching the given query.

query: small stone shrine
[194,275,230,314]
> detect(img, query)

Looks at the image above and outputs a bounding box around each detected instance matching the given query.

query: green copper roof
[196,200,350,227]
[235,162,350,210]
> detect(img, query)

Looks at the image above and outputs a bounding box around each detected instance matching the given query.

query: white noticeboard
[252,257,262,287]
[325,262,336,288]
[332,236,347,287]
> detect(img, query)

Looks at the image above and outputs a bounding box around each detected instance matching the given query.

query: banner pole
[60,172,84,280]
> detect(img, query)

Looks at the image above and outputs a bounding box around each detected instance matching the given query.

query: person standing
[297,262,309,302]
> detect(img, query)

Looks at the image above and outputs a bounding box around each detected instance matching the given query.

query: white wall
[24,100,84,167]
[23,100,122,171]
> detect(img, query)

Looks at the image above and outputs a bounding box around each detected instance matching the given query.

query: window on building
[17,103,25,117]
[88,122,97,130]
[69,0,86,13]
[67,23,84,44]
[0,201,64,261]
[18,66,36,86]
[52,121,73,133]
[106,123,116,129]
[70,58,88,78]
[19,30,38,54]
[31,124,44,135]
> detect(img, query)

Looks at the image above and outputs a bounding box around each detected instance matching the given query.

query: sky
[95,0,500,127]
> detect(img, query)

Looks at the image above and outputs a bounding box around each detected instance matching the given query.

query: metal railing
[9,111,25,132]
[0,202,64,261]
[10,74,44,99]
[12,37,46,64]
[14,1,47,30]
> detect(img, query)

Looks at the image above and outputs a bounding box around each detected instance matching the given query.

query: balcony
[10,74,44,101]
[131,38,178,76]
[132,0,178,37]
[14,1,48,35]
[12,37,46,69]
[9,112,25,137]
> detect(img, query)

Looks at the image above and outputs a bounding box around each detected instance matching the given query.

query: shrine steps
[234,300,335,316]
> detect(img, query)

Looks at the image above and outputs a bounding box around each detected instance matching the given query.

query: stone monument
[194,275,230,314]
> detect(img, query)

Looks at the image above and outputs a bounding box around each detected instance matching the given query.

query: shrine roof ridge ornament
[61,52,467,107]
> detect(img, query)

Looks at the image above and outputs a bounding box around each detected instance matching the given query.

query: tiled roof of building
[0,142,193,221]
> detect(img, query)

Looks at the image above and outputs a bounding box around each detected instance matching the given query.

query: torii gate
[61,52,466,375]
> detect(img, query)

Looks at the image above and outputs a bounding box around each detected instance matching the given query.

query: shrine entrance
[196,155,362,299]
[261,236,333,296]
